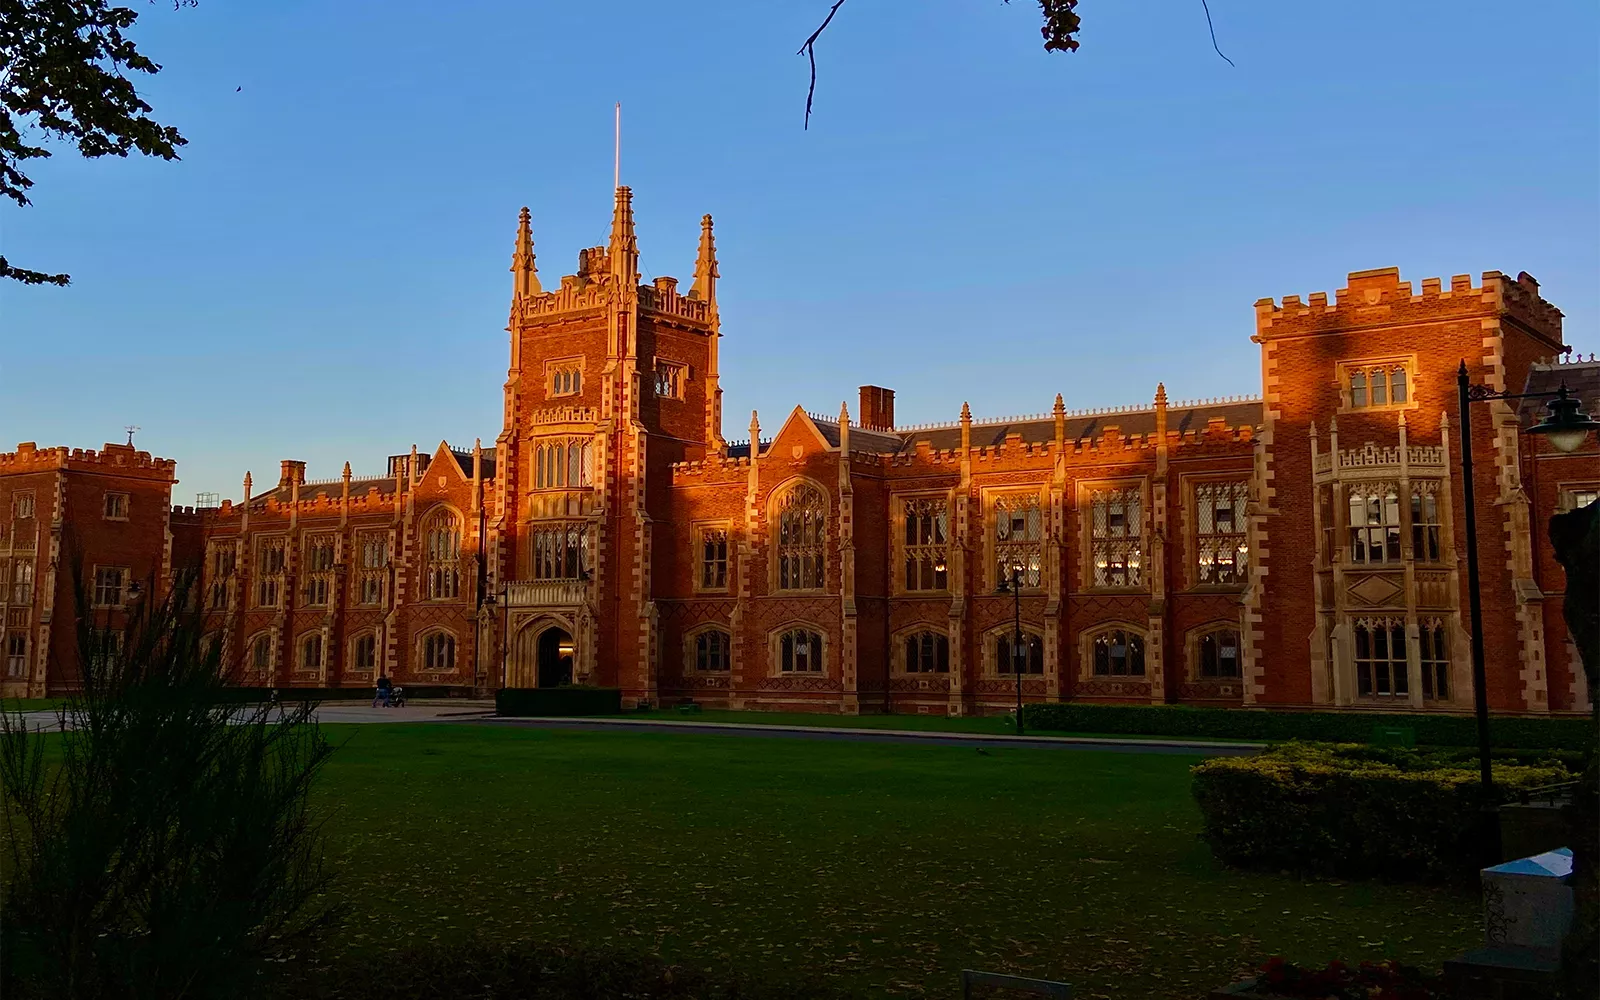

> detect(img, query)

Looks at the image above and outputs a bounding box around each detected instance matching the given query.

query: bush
[1191,742,1574,882]
[1021,701,1591,750]
[496,686,624,717]
[271,939,859,999]
[0,564,341,1000]
[1248,956,1447,999]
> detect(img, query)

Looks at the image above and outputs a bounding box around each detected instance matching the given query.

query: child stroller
[387,685,407,708]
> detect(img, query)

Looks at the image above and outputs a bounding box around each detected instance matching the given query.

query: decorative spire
[510,207,540,296]
[342,461,352,481]
[960,401,972,424]
[1054,393,1066,448]
[749,409,761,439]
[243,471,252,499]
[1154,382,1168,408]
[609,186,637,262]
[689,214,719,302]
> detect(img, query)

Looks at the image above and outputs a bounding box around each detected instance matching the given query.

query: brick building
[4,187,1596,714]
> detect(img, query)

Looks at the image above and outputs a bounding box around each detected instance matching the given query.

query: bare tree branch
[798,0,848,130]
[1200,0,1234,67]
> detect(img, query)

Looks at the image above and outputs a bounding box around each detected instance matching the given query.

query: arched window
[776,484,826,590]
[1092,628,1145,676]
[250,634,273,674]
[996,631,1044,675]
[1354,617,1408,697]
[423,632,456,671]
[423,508,462,599]
[353,633,378,672]
[300,633,324,672]
[692,628,730,672]
[903,630,949,673]
[1197,627,1241,678]
[777,627,823,673]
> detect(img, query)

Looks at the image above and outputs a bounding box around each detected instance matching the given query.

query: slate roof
[1521,359,1600,428]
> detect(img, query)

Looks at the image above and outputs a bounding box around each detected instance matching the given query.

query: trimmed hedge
[1021,701,1591,750]
[496,686,623,717]
[1191,742,1575,882]
[206,685,472,705]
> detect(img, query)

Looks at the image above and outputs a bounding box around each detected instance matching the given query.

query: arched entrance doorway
[537,627,575,688]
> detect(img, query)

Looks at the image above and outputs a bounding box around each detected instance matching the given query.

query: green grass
[597,708,1265,744]
[1,698,63,712]
[312,723,1478,999]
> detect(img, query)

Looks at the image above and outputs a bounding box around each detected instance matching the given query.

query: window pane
[1350,370,1367,407]
[1391,368,1407,403]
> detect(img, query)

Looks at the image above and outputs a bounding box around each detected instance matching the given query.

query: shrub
[1248,956,1447,1000]
[1021,701,1590,750]
[272,939,859,999]
[0,564,341,1000]
[496,686,624,717]
[1191,742,1574,882]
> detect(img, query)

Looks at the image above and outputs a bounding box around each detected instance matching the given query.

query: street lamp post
[1455,362,1599,805]
[997,560,1026,736]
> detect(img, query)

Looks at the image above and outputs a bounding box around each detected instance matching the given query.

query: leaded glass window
[777,485,826,590]
[1349,485,1402,565]
[1090,486,1143,588]
[902,498,949,592]
[1092,628,1145,676]
[531,524,587,580]
[1354,618,1408,697]
[903,630,949,673]
[994,494,1042,589]
[423,509,462,599]
[1195,481,1249,585]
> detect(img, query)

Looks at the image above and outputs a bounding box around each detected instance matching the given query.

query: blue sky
[3,0,1596,503]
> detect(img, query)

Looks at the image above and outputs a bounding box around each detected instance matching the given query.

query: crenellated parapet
[1254,267,1564,346]
[1,441,177,480]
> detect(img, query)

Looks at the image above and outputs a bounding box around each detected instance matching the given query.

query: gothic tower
[495,190,723,702]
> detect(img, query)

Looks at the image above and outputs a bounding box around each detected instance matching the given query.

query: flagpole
[614,102,621,189]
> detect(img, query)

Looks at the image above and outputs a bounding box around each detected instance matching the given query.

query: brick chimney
[858,386,895,432]
[279,460,306,487]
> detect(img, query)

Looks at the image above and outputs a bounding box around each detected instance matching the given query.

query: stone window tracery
[423,631,456,671]
[12,492,34,519]
[994,493,1043,590]
[776,627,823,673]
[691,628,731,672]
[300,632,324,672]
[776,484,827,591]
[1092,627,1145,676]
[548,361,582,398]
[1410,482,1443,564]
[534,439,592,490]
[304,535,335,606]
[357,533,388,605]
[352,633,378,672]
[1197,627,1241,678]
[1354,617,1408,698]
[902,498,949,592]
[256,537,285,608]
[423,509,462,600]
[6,632,27,678]
[531,523,587,580]
[1342,360,1414,410]
[1349,484,1402,565]
[699,527,729,591]
[93,566,127,608]
[1420,619,1449,701]
[206,542,235,611]
[997,630,1044,675]
[1194,481,1249,585]
[7,560,31,605]
[902,630,949,674]
[103,492,129,520]
[249,633,273,675]
[653,361,686,399]
[1088,486,1142,588]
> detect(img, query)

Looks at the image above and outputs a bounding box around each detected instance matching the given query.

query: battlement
[1,441,177,479]
[1255,267,1564,346]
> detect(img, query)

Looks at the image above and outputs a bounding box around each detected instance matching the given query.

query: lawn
[312,723,1480,999]
[592,708,1264,744]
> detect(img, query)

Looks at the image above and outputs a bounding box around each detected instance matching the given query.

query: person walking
[374,674,393,708]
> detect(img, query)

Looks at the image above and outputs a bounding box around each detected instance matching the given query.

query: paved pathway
[481,716,1261,755]
[9,703,1258,755]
